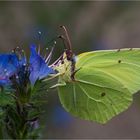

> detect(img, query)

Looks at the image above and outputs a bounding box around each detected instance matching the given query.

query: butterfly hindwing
[57,48,140,124]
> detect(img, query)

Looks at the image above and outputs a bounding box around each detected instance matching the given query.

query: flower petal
[0,54,19,86]
[29,44,54,85]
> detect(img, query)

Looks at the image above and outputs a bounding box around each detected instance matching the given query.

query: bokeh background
[0,1,140,139]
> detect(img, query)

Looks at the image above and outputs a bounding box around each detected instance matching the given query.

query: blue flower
[0,54,19,86]
[29,44,55,85]
[0,44,55,87]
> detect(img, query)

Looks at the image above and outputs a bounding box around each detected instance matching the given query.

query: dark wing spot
[118,60,121,63]
[101,92,106,97]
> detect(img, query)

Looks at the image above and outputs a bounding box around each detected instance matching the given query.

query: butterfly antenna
[60,25,72,52]
[58,35,68,50]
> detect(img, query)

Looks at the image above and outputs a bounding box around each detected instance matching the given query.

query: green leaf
[57,48,140,124]
[0,92,14,106]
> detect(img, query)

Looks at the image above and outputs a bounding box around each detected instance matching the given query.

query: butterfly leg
[71,67,82,81]
[43,73,61,82]
[50,80,66,89]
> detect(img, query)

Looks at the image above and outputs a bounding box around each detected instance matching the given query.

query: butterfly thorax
[54,52,75,82]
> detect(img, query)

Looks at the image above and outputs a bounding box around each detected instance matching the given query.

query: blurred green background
[0,1,140,139]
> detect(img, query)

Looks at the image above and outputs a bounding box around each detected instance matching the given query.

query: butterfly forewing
[58,48,140,124]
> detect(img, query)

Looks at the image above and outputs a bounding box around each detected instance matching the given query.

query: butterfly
[52,26,140,124]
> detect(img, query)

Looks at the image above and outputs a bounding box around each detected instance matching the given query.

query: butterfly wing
[58,48,140,124]
[77,48,140,94]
